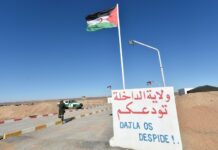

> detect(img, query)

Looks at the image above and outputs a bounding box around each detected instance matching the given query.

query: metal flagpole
[116,3,126,89]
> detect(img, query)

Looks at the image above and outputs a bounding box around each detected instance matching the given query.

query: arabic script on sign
[112,89,171,120]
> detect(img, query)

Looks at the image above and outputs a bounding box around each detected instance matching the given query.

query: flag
[85,6,118,31]
[107,85,112,89]
[146,81,153,86]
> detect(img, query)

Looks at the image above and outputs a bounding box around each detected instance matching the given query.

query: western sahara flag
[85,6,118,31]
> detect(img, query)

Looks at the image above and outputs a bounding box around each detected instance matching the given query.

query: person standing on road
[58,100,66,123]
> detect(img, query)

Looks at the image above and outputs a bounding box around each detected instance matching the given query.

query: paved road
[0,111,128,150]
[0,105,109,135]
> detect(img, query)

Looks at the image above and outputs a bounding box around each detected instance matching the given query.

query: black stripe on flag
[85,6,115,21]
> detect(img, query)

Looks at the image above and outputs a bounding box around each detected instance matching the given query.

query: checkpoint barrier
[0,104,107,125]
[1,104,111,140]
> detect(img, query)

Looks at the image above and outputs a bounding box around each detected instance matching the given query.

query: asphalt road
[0,105,108,135]
[0,111,128,150]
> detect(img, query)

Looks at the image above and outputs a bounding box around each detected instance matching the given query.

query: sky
[0,0,218,102]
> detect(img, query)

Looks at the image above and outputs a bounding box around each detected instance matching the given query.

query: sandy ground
[176,91,218,150]
[0,92,218,150]
[0,98,107,120]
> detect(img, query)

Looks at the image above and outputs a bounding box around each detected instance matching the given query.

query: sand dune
[176,91,218,150]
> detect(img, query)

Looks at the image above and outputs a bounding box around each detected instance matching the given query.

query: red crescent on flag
[97,17,103,23]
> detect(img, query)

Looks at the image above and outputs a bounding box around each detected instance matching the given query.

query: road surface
[0,110,128,150]
[0,105,108,136]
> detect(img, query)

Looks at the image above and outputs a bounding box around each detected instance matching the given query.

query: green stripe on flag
[87,22,116,32]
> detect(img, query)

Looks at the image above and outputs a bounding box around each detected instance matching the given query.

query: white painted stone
[107,97,113,103]
[22,127,35,134]
[4,119,14,124]
[46,122,55,127]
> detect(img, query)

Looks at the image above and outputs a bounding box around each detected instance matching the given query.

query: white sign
[109,87,182,150]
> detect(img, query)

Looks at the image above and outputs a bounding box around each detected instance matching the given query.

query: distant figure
[58,100,66,123]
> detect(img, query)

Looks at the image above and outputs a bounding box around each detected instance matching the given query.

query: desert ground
[0,92,218,150]
[176,91,218,150]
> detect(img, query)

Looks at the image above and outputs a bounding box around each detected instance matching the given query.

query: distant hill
[187,85,218,93]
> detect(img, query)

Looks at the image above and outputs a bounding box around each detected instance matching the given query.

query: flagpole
[117,4,126,89]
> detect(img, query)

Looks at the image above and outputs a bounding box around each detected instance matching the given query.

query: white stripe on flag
[87,16,109,26]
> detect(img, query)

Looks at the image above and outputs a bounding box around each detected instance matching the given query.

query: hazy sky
[0,0,218,101]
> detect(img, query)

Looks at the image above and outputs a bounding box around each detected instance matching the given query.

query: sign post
[109,87,182,150]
